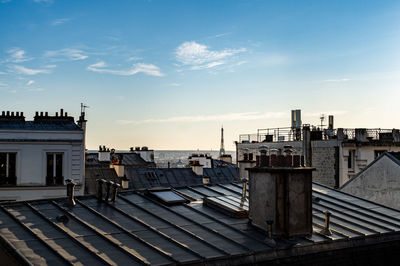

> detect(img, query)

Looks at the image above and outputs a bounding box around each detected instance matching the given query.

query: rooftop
[1,182,400,265]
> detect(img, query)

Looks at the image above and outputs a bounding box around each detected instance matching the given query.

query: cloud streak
[87,61,164,77]
[44,48,88,61]
[26,80,35,86]
[7,48,33,63]
[12,65,51,75]
[175,41,246,70]
[116,111,286,125]
[322,78,350,82]
[51,18,71,26]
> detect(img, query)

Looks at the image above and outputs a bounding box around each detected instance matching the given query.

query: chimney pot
[1,111,4,116]
[40,112,43,116]
[45,112,48,117]
[65,112,68,116]
[21,112,23,117]
[16,112,19,116]
[60,109,64,116]
[6,111,10,116]
[35,111,38,117]
[55,112,58,117]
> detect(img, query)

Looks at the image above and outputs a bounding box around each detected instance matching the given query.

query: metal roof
[0,121,81,131]
[85,152,153,168]
[1,182,400,265]
[127,168,204,189]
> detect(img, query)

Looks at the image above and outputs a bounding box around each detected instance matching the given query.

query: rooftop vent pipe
[319,210,333,236]
[242,178,248,200]
[65,179,76,207]
[111,182,121,202]
[104,180,112,201]
[96,179,105,202]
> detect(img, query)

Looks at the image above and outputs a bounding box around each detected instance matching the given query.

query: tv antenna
[81,103,89,113]
[320,114,326,129]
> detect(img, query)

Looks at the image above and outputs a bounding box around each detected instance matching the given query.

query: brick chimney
[247,152,314,238]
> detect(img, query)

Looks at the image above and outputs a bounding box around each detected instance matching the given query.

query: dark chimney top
[34,109,74,123]
[0,110,26,122]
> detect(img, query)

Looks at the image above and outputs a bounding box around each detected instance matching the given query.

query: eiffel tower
[219,126,225,158]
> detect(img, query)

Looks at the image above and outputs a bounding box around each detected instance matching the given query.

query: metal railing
[239,127,396,143]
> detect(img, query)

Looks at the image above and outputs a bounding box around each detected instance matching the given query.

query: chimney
[247,153,314,238]
[238,148,256,180]
[328,115,334,130]
[302,125,312,166]
[355,128,368,142]
[98,145,111,162]
[191,161,204,176]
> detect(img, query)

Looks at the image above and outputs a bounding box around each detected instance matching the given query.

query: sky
[1,0,400,151]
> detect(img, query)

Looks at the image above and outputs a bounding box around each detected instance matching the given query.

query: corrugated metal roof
[1,182,400,265]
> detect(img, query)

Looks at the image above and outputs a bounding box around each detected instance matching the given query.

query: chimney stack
[247,153,314,238]
[238,148,256,180]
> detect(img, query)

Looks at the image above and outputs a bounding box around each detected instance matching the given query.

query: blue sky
[1,0,400,150]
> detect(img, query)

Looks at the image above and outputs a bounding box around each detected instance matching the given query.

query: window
[46,153,63,185]
[0,152,16,186]
[375,150,386,159]
[347,150,355,172]
[249,153,254,161]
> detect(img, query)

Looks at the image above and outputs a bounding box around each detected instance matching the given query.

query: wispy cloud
[44,48,88,61]
[116,111,286,125]
[175,41,246,70]
[34,0,53,4]
[26,80,35,86]
[7,48,33,63]
[87,61,164,77]
[28,87,45,92]
[127,56,142,61]
[168,83,181,87]
[1,0,12,4]
[12,65,51,75]
[0,82,8,87]
[51,18,71,26]
[322,78,350,82]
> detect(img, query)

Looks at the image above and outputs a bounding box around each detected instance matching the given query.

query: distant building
[236,110,400,188]
[0,109,86,201]
[85,146,155,193]
[340,152,400,210]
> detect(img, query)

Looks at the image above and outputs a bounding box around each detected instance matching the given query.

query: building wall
[341,155,400,210]
[339,145,400,186]
[236,141,302,161]
[311,140,339,188]
[0,130,84,201]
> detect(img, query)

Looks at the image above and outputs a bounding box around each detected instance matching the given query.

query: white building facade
[0,110,86,201]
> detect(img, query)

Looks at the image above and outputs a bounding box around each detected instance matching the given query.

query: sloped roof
[0,121,81,131]
[203,167,239,184]
[1,182,400,265]
[85,152,152,168]
[126,168,203,189]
